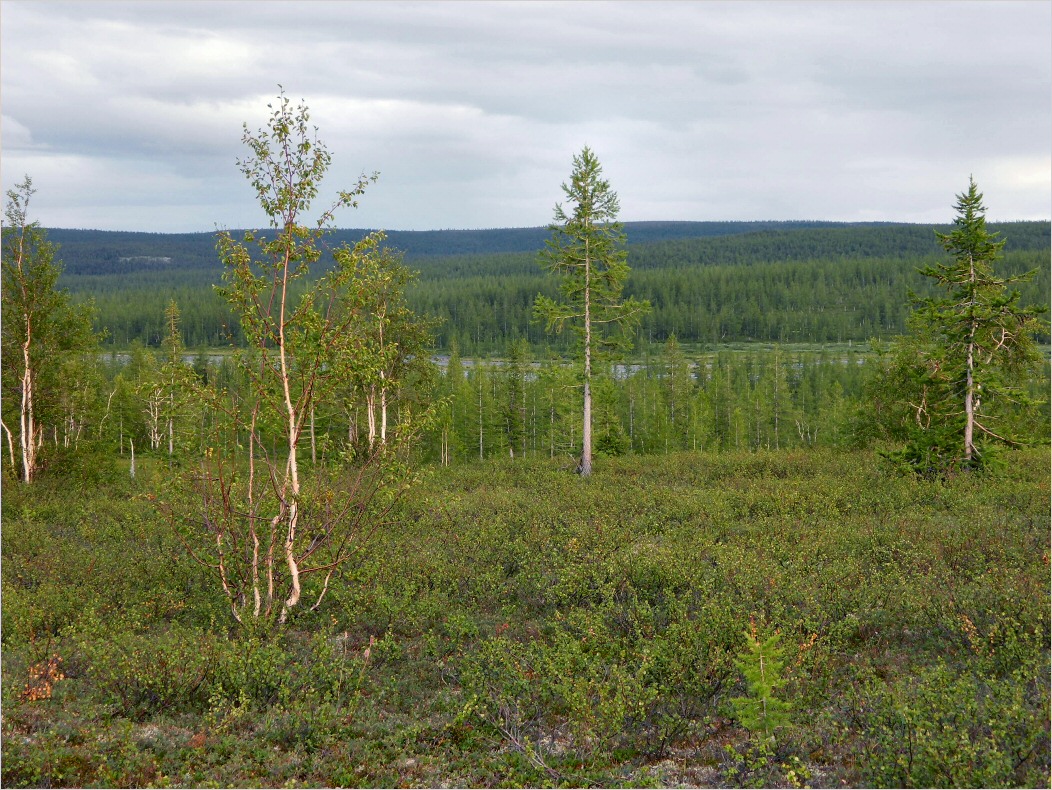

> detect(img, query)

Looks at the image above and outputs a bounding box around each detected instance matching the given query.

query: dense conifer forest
[58,221,1050,351]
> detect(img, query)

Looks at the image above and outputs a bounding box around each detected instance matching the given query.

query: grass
[2,448,1049,787]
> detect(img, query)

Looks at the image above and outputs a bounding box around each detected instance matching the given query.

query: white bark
[366,386,377,449]
[1,419,15,472]
[20,331,35,482]
[277,254,303,623]
[581,234,593,477]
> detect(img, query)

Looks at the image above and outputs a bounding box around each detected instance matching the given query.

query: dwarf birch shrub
[857,660,1050,787]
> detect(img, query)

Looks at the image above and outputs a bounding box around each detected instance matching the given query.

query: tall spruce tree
[878,178,1047,474]
[534,147,649,476]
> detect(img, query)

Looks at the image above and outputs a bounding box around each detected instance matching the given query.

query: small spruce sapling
[730,621,791,742]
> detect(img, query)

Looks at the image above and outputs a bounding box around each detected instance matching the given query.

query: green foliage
[856,660,1049,787]
[2,176,100,481]
[870,179,1049,476]
[3,448,1049,786]
[534,146,651,475]
[172,90,432,626]
[534,146,651,352]
[59,220,1050,353]
[730,624,791,741]
[79,625,218,720]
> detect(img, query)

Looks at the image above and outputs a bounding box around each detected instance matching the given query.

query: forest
[2,94,1050,789]
[58,220,1050,351]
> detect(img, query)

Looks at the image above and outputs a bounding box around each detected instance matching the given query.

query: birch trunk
[20,332,35,482]
[277,247,302,624]
[366,386,377,449]
[0,419,15,472]
[380,374,388,446]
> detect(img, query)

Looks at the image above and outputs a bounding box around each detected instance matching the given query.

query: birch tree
[177,91,426,625]
[1,177,97,482]
[534,147,650,476]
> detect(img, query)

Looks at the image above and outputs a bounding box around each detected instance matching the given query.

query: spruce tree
[879,178,1047,473]
[534,147,650,476]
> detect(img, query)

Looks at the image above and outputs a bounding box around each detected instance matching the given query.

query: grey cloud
[1,0,1048,232]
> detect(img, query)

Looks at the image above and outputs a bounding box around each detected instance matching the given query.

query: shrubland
[3,448,1048,787]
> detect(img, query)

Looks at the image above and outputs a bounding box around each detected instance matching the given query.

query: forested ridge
[56,221,1051,350]
[48,220,917,275]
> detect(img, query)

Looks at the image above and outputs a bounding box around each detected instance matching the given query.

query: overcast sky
[1,0,1049,233]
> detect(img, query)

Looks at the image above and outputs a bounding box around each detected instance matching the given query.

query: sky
[1,0,1050,233]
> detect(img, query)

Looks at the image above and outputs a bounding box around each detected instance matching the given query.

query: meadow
[3,447,1048,788]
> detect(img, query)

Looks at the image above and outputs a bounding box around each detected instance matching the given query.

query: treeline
[73,339,1052,470]
[59,222,1051,351]
[48,220,881,276]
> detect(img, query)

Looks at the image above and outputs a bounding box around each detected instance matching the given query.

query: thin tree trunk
[366,386,377,449]
[98,387,116,440]
[310,405,317,465]
[1,418,16,472]
[581,237,593,477]
[478,375,484,460]
[277,248,302,623]
[380,375,388,445]
[20,336,35,482]
[249,407,262,618]
[964,254,977,464]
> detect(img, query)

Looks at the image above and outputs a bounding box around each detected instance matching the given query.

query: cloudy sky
[1,0,1049,233]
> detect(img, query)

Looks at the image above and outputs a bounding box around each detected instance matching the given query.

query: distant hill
[47,219,1041,277]
[53,220,1050,351]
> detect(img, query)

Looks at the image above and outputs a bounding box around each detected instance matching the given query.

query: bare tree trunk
[20,334,35,482]
[964,341,976,462]
[1,418,16,472]
[366,386,377,449]
[277,255,302,624]
[964,254,977,464]
[550,390,555,459]
[248,408,262,618]
[145,391,163,450]
[380,373,388,446]
[581,239,593,477]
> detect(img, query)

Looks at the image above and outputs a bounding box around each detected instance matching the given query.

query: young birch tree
[178,91,426,625]
[534,147,650,476]
[1,177,97,482]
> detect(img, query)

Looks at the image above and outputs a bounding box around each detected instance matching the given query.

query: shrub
[857,660,1050,787]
